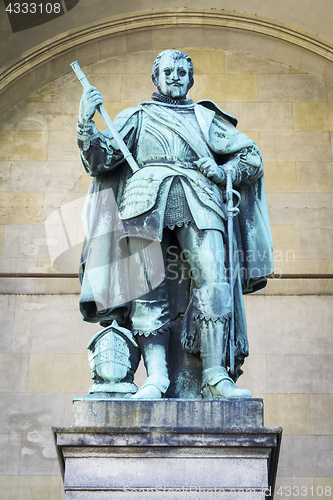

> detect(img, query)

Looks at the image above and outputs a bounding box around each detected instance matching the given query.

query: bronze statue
[75,50,273,399]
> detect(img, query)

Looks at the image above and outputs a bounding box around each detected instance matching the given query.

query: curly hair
[151,50,194,92]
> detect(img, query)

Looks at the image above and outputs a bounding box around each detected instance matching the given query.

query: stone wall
[0,46,332,499]
[2,0,333,70]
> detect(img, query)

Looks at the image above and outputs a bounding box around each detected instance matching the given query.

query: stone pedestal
[53,399,282,499]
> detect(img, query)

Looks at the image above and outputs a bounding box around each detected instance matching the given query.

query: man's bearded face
[157,54,191,100]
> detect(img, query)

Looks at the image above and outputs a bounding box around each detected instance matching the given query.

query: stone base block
[53,399,282,499]
[64,492,271,500]
[71,397,265,428]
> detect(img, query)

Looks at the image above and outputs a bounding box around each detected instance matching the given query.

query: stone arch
[1,8,332,114]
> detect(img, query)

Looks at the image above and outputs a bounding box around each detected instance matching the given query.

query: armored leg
[131,332,170,399]
[175,224,251,399]
[129,280,171,399]
[194,282,251,398]
[200,319,251,399]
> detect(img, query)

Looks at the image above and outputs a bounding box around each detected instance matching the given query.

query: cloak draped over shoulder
[77,100,274,330]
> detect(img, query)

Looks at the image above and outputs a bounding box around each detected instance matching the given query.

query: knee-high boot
[199,316,251,398]
[193,283,251,399]
[131,332,170,399]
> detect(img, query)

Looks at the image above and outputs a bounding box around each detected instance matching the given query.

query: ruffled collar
[151,92,193,106]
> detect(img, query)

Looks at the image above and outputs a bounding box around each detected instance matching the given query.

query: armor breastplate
[135,109,200,166]
[118,106,226,223]
[119,110,201,220]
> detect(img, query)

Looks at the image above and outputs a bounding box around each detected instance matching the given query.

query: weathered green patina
[74,50,273,399]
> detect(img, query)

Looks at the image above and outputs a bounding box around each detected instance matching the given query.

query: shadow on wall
[4,0,80,32]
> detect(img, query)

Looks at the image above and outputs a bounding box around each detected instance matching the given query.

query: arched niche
[0,9,332,115]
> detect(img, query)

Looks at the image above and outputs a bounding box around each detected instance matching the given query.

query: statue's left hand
[194,158,225,184]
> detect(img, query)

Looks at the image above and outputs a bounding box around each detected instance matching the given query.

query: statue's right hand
[79,86,103,122]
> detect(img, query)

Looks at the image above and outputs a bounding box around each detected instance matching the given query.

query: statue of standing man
[76,50,274,400]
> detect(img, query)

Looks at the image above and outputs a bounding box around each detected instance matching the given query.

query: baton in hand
[225,165,241,376]
[70,61,139,173]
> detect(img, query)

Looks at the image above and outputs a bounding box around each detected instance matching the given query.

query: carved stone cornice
[1,8,332,92]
